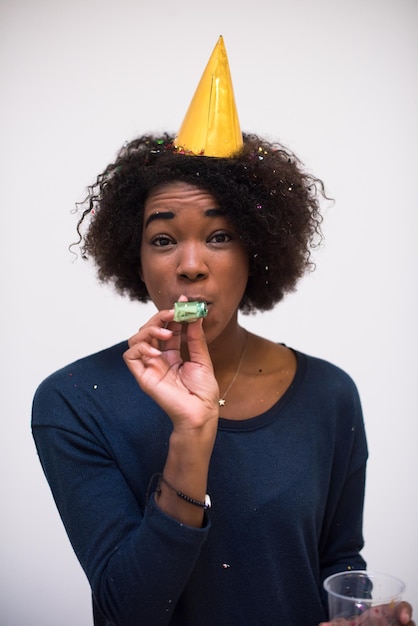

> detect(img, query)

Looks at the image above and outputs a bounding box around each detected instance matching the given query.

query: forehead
[144,182,219,212]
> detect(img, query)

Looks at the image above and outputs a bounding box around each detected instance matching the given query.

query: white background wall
[1,0,417,624]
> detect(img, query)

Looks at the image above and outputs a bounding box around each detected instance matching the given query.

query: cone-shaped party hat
[174,36,243,157]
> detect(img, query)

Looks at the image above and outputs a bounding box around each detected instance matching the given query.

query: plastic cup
[324,570,405,623]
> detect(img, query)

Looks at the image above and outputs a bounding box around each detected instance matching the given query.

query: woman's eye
[209,232,232,244]
[152,236,173,247]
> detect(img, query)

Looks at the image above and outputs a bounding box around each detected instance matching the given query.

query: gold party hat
[174,36,243,157]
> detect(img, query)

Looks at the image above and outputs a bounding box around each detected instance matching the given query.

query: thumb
[185,318,212,367]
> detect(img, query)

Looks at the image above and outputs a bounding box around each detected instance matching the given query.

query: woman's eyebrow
[145,208,225,228]
[145,211,174,227]
[205,208,225,218]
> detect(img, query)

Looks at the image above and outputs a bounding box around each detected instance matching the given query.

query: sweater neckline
[217,349,305,432]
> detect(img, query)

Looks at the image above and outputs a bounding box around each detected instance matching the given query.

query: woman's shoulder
[33,340,130,399]
[250,333,361,400]
[31,340,146,433]
[251,334,357,389]
[288,347,363,416]
[295,348,358,386]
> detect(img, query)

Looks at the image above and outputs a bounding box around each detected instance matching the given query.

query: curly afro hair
[75,133,326,313]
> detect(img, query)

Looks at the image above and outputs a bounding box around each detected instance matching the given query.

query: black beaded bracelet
[157,474,211,509]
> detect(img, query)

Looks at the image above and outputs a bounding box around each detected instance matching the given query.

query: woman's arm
[32,303,220,625]
[32,419,210,625]
[122,301,219,528]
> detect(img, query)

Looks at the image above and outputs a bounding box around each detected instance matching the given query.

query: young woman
[31,132,377,625]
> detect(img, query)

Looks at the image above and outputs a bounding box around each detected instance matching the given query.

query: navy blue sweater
[32,341,367,625]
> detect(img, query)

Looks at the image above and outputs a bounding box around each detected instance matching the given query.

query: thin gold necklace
[218,332,248,407]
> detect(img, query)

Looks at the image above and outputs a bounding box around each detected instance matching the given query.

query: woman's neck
[209,325,248,380]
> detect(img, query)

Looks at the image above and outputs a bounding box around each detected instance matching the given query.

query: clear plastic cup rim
[323,570,406,603]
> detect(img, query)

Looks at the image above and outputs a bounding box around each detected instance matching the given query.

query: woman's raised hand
[123,301,219,433]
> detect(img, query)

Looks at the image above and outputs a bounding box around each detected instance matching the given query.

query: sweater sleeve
[317,373,368,608]
[32,383,210,626]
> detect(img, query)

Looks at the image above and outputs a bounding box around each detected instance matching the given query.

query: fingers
[124,309,176,378]
[127,324,173,350]
[125,340,162,362]
[127,308,176,349]
[128,295,210,363]
[125,297,212,377]
[320,602,415,626]
[396,602,414,625]
[184,317,212,366]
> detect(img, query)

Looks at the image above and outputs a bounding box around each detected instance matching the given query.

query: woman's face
[140,181,249,343]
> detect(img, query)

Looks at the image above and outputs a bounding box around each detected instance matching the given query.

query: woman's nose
[176,243,208,281]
